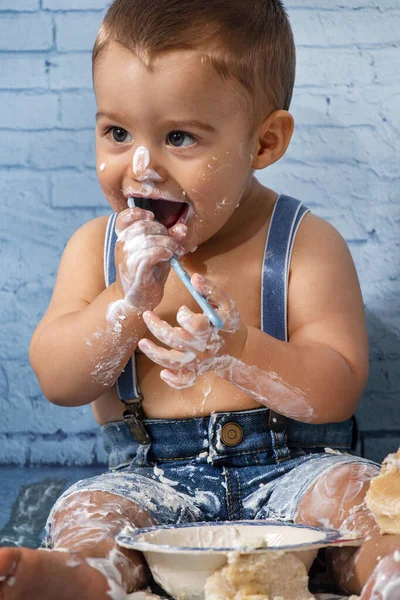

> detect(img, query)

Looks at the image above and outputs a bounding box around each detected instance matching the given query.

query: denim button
[221,422,243,446]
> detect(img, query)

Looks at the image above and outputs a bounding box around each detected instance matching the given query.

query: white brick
[56,12,103,51]
[0,246,49,306]
[287,2,400,9]
[0,92,58,128]
[0,130,30,166]
[27,130,95,169]
[0,363,7,405]
[287,125,395,169]
[0,436,28,465]
[0,56,47,89]
[0,14,53,51]
[0,166,97,215]
[296,47,374,87]
[0,292,18,324]
[354,203,400,242]
[0,172,50,218]
[29,437,99,465]
[50,171,104,207]
[60,91,96,128]
[48,53,93,90]
[291,9,400,46]
[373,47,400,85]
[291,85,400,130]
[0,0,39,9]
[285,124,398,179]
[258,162,388,213]
[2,391,98,434]
[0,322,33,360]
[43,0,108,9]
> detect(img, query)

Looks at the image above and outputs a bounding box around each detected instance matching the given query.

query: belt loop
[122,396,151,445]
[269,411,290,462]
[269,410,288,431]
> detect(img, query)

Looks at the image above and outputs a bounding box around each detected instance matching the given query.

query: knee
[50,490,155,546]
[296,462,379,529]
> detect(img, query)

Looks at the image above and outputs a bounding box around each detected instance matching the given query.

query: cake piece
[365,448,400,535]
[205,551,315,600]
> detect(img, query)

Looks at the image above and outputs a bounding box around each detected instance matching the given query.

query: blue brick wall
[0,1,399,465]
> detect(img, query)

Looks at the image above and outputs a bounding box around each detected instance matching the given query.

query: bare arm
[29,217,146,406]
[30,208,185,406]
[138,214,369,424]
[215,214,369,423]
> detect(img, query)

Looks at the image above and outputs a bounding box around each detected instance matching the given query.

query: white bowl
[117,520,361,600]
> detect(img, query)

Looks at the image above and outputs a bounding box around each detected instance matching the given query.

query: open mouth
[131,197,189,229]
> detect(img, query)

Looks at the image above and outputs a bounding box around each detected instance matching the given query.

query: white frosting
[153,466,179,487]
[133,146,150,175]
[136,169,163,183]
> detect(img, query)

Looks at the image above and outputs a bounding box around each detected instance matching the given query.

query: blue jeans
[42,407,377,546]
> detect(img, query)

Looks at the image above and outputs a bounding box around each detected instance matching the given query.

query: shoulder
[57,215,111,303]
[62,215,110,268]
[291,211,352,271]
[31,215,113,333]
[66,214,110,250]
[288,210,365,339]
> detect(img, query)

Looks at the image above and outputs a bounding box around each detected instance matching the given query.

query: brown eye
[110,127,132,143]
[167,131,196,147]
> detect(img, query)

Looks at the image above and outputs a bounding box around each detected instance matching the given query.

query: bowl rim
[116,519,361,555]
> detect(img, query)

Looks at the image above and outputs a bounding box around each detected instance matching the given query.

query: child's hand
[114,207,186,312]
[137,274,248,388]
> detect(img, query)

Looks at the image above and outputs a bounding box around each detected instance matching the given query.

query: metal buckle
[122,397,150,445]
[269,410,288,431]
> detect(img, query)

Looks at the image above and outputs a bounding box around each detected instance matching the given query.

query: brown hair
[92,0,296,115]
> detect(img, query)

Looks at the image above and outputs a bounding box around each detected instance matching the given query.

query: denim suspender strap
[261,195,310,342]
[261,196,310,458]
[104,200,354,453]
[260,196,354,455]
[104,214,150,445]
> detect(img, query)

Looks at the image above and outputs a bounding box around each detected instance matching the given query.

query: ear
[251,110,294,170]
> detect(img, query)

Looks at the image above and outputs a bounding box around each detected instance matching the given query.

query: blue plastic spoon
[127,197,224,329]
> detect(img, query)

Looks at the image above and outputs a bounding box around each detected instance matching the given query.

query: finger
[138,338,196,370]
[128,246,174,273]
[143,311,207,353]
[160,368,198,389]
[176,305,211,339]
[116,207,154,235]
[191,274,234,312]
[123,248,173,295]
[177,305,223,354]
[168,223,188,244]
[155,260,173,287]
[119,219,168,240]
[191,274,240,332]
[123,234,182,258]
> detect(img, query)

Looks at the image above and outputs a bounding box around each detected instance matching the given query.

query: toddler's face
[94,42,258,249]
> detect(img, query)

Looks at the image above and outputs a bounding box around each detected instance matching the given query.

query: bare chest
[93,218,271,423]
[153,227,268,332]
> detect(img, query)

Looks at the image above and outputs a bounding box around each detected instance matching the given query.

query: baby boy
[1,0,399,599]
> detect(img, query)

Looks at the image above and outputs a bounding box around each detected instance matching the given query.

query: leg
[0,490,155,599]
[295,462,400,598]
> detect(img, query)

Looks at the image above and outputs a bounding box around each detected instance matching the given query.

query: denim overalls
[44,195,376,538]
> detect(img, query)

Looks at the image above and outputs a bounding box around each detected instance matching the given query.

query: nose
[132,145,164,183]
